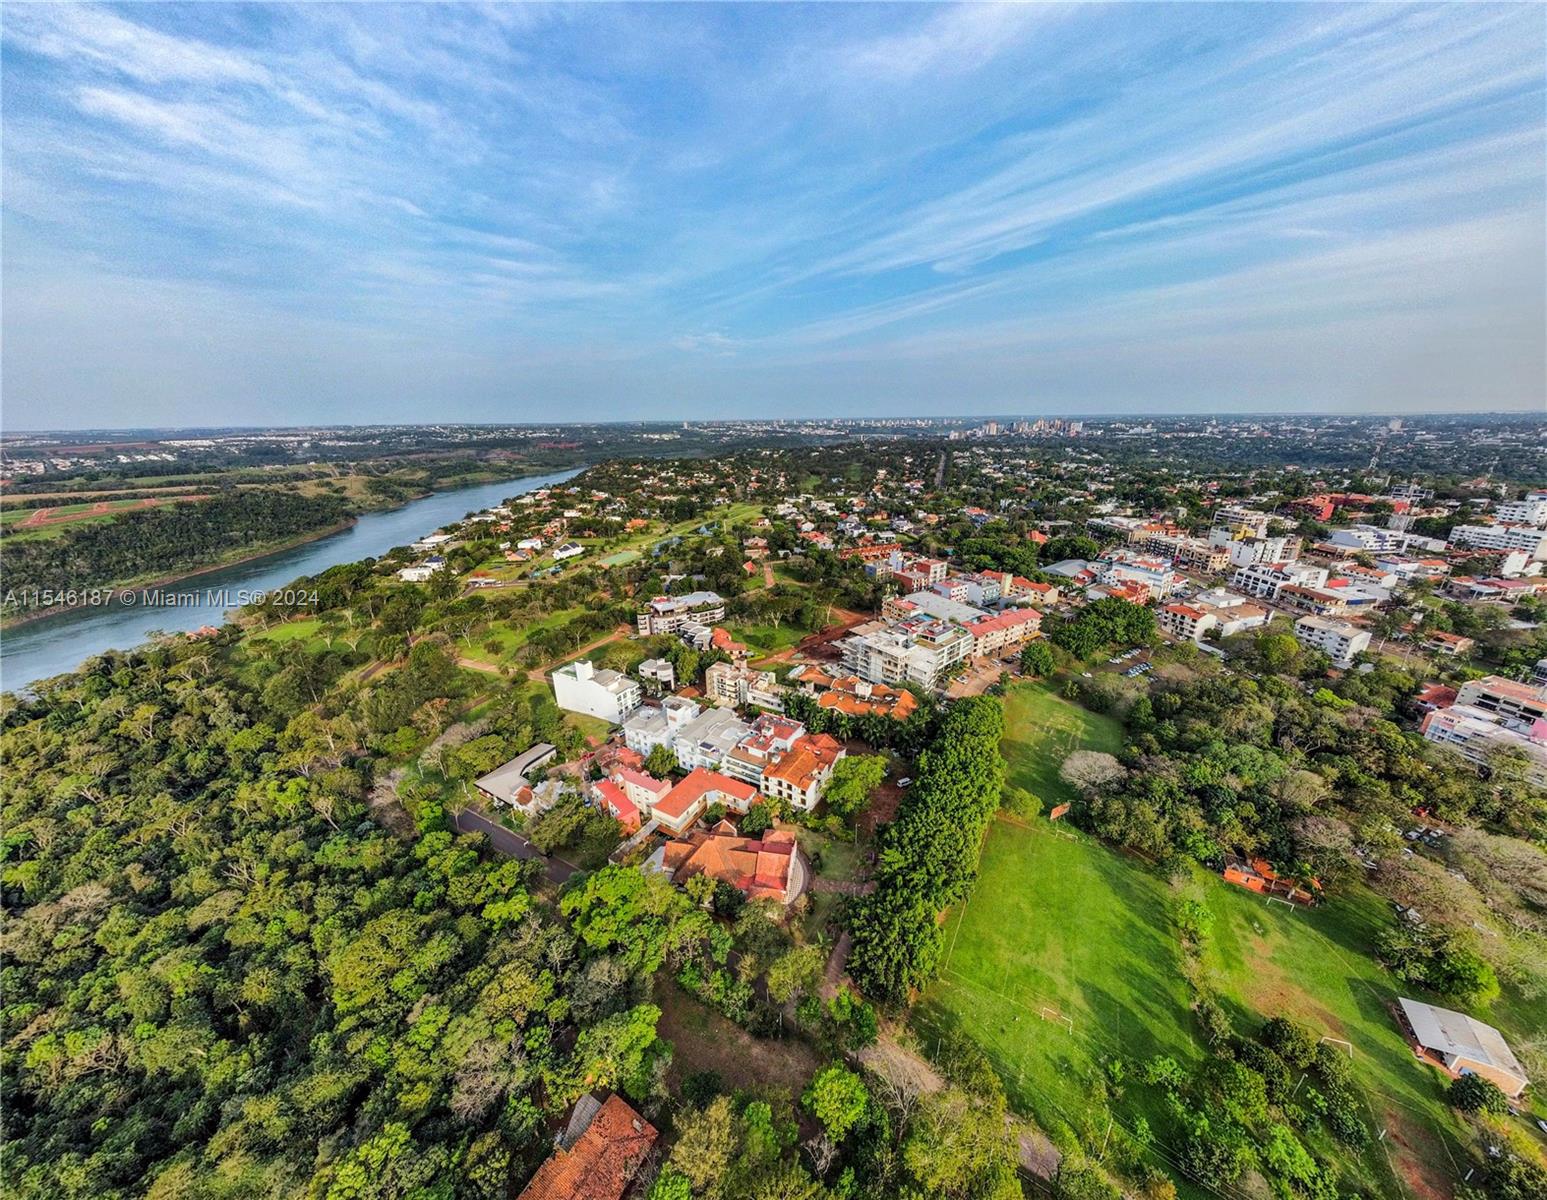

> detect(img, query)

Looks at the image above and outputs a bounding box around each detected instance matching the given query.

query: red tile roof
[517,1095,658,1200]
[654,767,757,822]
[661,824,799,900]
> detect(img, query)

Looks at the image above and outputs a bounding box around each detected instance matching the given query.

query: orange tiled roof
[662,825,798,899]
[517,1095,657,1200]
[655,767,757,822]
[763,733,843,791]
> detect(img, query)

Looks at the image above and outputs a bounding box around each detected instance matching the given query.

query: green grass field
[918,682,1473,1200]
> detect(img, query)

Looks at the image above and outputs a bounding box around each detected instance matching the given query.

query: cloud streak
[1,2,1542,426]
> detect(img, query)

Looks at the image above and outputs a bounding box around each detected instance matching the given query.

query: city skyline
[3,2,1544,428]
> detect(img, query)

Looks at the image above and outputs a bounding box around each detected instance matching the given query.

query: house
[1292,616,1371,668]
[785,666,920,720]
[761,733,845,810]
[397,556,447,583]
[650,819,802,902]
[552,542,585,561]
[1420,631,1475,657]
[613,766,672,816]
[517,1093,658,1200]
[472,744,558,816]
[590,778,640,833]
[552,660,643,725]
[1396,998,1529,1099]
[651,768,759,834]
[1221,854,1318,904]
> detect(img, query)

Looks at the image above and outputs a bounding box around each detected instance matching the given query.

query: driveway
[451,805,581,885]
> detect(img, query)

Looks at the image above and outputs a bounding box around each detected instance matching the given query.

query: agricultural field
[916,681,1507,1200]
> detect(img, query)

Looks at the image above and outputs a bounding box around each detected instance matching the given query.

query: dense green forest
[2,491,351,617]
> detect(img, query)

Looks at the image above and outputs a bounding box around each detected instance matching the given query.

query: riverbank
[1,517,360,631]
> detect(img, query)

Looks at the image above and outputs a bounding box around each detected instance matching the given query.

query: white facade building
[1231,561,1329,601]
[1448,524,1547,561]
[550,659,642,725]
[1495,492,1547,527]
[1292,616,1371,668]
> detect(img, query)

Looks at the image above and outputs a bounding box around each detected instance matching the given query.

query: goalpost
[1040,1006,1074,1035]
[1320,1036,1354,1059]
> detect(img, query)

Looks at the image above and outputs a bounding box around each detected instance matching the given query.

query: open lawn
[248,617,327,646]
[918,683,1475,1200]
[1000,681,1124,809]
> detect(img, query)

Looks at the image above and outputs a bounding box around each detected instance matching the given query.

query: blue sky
[2,2,1543,428]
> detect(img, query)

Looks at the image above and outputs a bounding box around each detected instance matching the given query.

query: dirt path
[821,931,854,1000]
[16,494,212,528]
[457,657,506,675]
[524,624,630,681]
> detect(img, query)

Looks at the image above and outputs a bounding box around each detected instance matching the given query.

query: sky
[2,2,1544,429]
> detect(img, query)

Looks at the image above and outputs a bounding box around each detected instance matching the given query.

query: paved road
[451,806,581,885]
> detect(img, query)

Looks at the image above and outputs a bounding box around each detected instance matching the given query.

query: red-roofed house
[590,779,640,833]
[517,1093,657,1200]
[652,767,758,835]
[653,820,803,903]
[760,733,845,810]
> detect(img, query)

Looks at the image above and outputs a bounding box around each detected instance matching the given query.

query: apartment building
[1447,524,1547,561]
[1095,553,1185,601]
[1231,561,1329,601]
[1190,589,1272,636]
[551,660,642,725]
[1494,491,1547,527]
[840,616,973,691]
[1292,616,1371,668]
[1327,525,1411,554]
[1158,603,1216,642]
[621,695,702,756]
[761,733,846,810]
[963,606,1043,655]
[1209,531,1301,568]
[671,707,754,772]
[1421,705,1547,787]
[1212,505,1274,538]
[1275,584,1351,618]
[636,590,727,635]
[1455,676,1547,724]
[722,713,807,787]
[703,660,782,711]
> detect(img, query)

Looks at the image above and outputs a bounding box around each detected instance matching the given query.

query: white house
[551,659,642,724]
[552,542,585,561]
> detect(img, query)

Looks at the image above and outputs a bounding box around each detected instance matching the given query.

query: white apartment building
[703,660,783,710]
[1421,705,1547,786]
[1213,505,1274,538]
[1495,492,1547,527]
[1209,530,1299,568]
[635,590,727,635]
[550,659,642,724]
[621,695,702,756]
[1292,616,1371,668]
[1448,525,1547,561]
[1191,589,1272,636]
[840,616,973,691]
[672,707,754,772]
[1455,676,1547,724]
[1231,561,1329,601]
[1158,603,1217,643]
[1327,525,1411,554]
[1096,554,1185,601]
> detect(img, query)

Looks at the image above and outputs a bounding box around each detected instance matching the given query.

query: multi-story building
[1212,505,1274,539]
[963,607,1043,656]
[1094,553,1185,601]
[1421,705,1547,786]
[784,666,920,721]
[840,616,973,691]
[1231,561,1329,601]
[955,572,1003,607]
[636,591,727,635]
[761,733,846,810]
[621,696,701,756]
[1275,584,1350,618]
[1447,524,1547,561]
[638,658,676,693]
[703,660,782,710]
[1327,525,1411,554]
[551,660,642,725]
[1158,603,1216,643]
[1455,676,1547,724]
[985,570,1060,605]
[671,707,754,772]
[650,768,759,834]
[1188,589,1271,637]
[1495,491,1547,527]
[1209,532,1301,568]
[1292,616,1371,668]
[722,713,807,787]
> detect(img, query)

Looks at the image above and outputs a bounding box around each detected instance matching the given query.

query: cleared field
[918,682,1475,1200]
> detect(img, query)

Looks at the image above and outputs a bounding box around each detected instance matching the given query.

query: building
[760,732,845,809]
[552,660,643,725]
[638,657,676,693]
[704,659,783,710]
[1212,505,1274,538]
[590,778,640,833]
[1494,491,1547,527]
[651,768,759,834]
[963,607,1043,656]
[552,542,585,561]
[785,666,919,721]
[722,714,806,787]
[672,706,753,772]
[1447,524,1547,561]
[1419,631,1475,657]
[1189,589,1271,637]
[472,744,558,815]
[1275,584,1350,618]
[1094,552,1185,601]
[636,590,727,635]
[517,1093,658,1200]
[650,820,801,902]
[1419,705,1547,785]
[1230,561,1329,601]
[1327,525,1411,554]
[621,695,701,756]
[1208,532,1300,569]
[1292,616,1371,668]
[1158,603,1217,643]
[839,616,973,691]
[883,589,984,626]
[1456,675,1547,724]
[612,766,672,817]
[1396,998,1529,1099]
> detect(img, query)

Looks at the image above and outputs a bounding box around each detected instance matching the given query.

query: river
[0,467,581,692]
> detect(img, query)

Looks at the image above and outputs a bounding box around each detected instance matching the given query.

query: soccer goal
[1040,1006,1074,1035]
[1320,1036,1354,1059]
